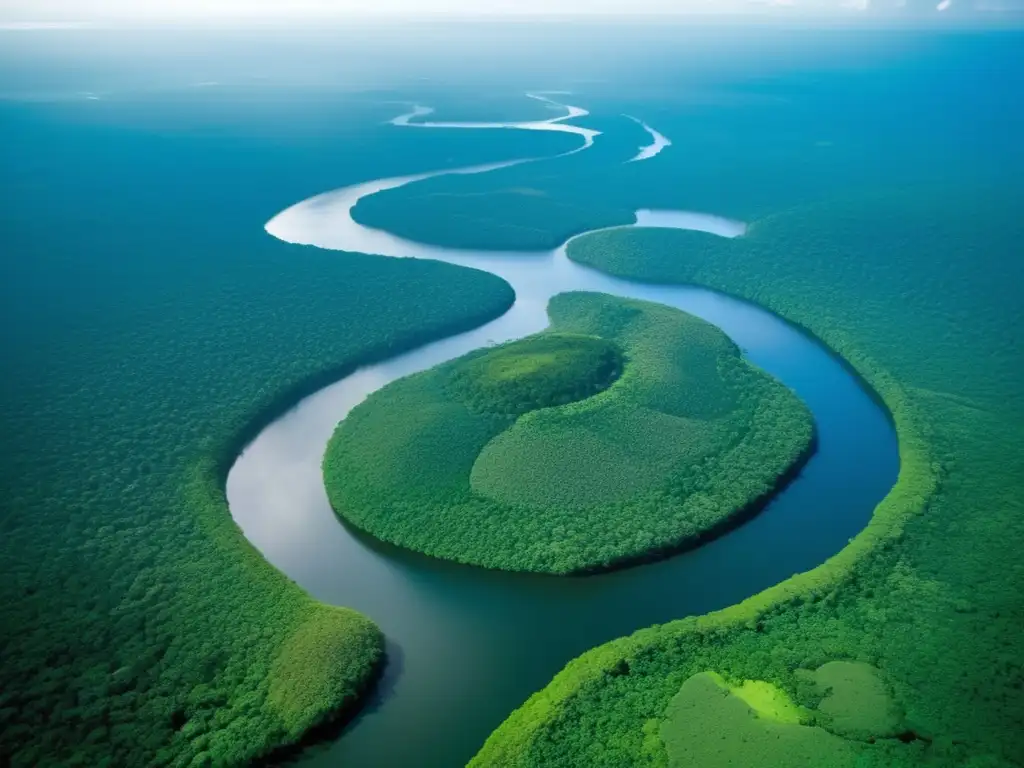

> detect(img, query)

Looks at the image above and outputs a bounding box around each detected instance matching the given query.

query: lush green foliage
[5,28,1021,768]
[659,670,879,767]
[0,95,524,766]
[802,661,904,742]
[324,292,813,574]
[446,333,624,417]
[0,248,514,767]
[657,662,907,766]
[472,184,1023,766]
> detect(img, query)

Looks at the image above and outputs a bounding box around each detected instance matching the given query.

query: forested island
[2,22,1021,768]
[472,185,1023,766]
[323,292,813,574]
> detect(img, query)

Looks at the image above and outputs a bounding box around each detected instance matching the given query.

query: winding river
[228,97,898,767]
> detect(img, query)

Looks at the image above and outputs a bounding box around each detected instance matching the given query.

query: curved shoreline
[471,289,934,768]
[320,294,818,577]
[569,425,820,576]
[231,96,899,766]
[206,285,516,486]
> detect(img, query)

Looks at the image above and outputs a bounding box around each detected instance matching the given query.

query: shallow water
[228,99,898,767]
[625,115,672,162]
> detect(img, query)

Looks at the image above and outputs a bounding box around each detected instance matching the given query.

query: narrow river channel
[227,98,898,767]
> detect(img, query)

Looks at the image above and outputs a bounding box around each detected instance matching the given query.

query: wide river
[228,97,898,767]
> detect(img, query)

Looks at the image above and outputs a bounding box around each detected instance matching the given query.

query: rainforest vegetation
[446,332,625,416]
[471,184,1024,766]
[351,181,635,252]
[3,23,1022,768]
[0,94,529,767]
[323,292,813,574]
[0,245,514,767]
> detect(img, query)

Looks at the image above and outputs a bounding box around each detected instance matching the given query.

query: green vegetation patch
[800,661,904,741]
[661,671,861,767]
[660,666,909,767]
[352,184,635,251]
[0,233,514,766]
[730,676,807,724]
[324,291,813,574]
[446,333,623,417]
[472,185,1023,767]
[266,605,385,738]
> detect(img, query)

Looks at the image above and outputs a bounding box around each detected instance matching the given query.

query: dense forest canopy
[0,92,525,766]
[323,292,813,574]
[472,185,1024,766]
[446,333,625,417]
[1,23,1020,768]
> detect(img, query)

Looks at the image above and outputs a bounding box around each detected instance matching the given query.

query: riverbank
[244,100,897,763]
[473,185,1023,766]
[323,292,813,574]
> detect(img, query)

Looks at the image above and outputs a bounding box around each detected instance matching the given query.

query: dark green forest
[350,33,1022,256]
[352,181,635,252]
[2,24,1022,768]
[0,245,514,767]
[471,184,1024,766]
[0,96,531,766]
[323,292,812,574]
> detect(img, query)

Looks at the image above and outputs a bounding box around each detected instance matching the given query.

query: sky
[0,0,975,21]
[0,0,766,20]
[2,0,1020,22]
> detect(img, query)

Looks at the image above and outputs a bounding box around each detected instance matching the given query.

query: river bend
[228,97,898,767]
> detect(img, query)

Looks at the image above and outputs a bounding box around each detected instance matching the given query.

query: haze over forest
[4,0,1024,22]
[1,4,1021,767]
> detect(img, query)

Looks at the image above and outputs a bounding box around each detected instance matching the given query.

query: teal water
[232,114,898,765]
[1,22,1021,768]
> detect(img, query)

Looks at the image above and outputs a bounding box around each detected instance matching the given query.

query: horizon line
[4,8,1024,31]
